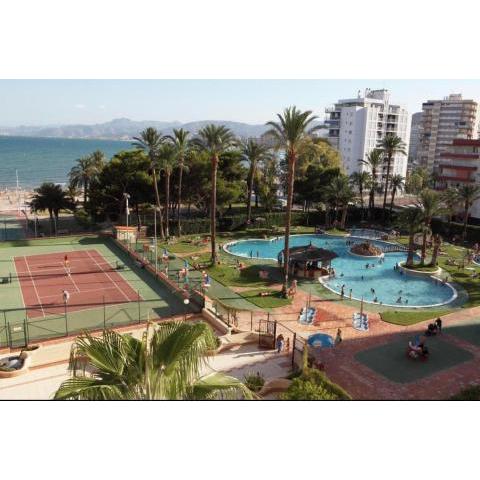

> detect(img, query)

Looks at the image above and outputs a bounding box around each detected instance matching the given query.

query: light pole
[33,208,37,238]
[183,297,190,322]
[123,193,131,227]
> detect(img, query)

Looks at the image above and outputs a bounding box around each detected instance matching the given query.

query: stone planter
[398,261,442,277]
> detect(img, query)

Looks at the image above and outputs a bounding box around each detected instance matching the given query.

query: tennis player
[64,254,71,275]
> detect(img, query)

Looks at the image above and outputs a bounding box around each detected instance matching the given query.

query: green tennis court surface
[355,336,473,384]
[445,318,480,347]
[0,236,192,348]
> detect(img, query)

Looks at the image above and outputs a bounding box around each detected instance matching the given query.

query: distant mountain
[0,117,326,140]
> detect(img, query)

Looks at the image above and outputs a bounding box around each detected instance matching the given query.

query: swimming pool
[225,234,457,308]
[348,228,386,240]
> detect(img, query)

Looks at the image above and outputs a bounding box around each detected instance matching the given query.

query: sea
[0,136,132,189]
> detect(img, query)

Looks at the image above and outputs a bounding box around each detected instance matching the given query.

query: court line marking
[85,250,131,302]
[39,286,125,300]
[23,255,46,318]
[64,264,81,293]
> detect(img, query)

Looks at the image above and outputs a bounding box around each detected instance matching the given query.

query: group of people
[407,318,442,360]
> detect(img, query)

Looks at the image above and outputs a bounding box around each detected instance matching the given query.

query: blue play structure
[352,312,369,332]
[307,333,334,348]
[298,307,316,325]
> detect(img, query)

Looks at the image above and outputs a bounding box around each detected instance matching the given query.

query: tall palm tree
[266,106,320,296]
[193,124,236,264]
[133,128,165,239]
[457,184,480,240]
[359,148,383,218]
[350,171,371,220]
[326,175,354,229]
[417,189,442,265]
[398,206,424,267]
[158,143,178,238]
[378,135,407,220]
[30,182,74,235]
[241,138,271,223]
[441,187,460,227]
[69,151,105,207]
[165,128,191,237]
[389,174,405,214]
[54,322,252,400]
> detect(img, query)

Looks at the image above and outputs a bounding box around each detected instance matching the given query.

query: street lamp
[183,297,190,321]
[123,193,131,227]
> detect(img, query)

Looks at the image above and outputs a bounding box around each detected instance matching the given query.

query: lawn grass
[380,309,449,326]
[325,227,349,236]
[238,289,292,309]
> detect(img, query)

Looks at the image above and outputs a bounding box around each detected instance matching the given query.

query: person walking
[335,328,342,345]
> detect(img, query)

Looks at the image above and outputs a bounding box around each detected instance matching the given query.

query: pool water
[225,234,456,308]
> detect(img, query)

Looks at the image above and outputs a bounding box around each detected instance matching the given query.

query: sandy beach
[0,187,34,213]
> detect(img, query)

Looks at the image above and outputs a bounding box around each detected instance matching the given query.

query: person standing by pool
[349,288,352,300]
[335,328,342,345]
[340,284,345,299]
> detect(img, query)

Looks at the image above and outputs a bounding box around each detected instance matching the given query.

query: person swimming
[396,296,402,303]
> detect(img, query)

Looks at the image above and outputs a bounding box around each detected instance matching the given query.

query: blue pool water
[225,234,456,308]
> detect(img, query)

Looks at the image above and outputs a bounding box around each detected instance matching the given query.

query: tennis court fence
[0,296,194,349]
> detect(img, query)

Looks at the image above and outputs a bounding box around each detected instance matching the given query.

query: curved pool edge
[318,276,458,309]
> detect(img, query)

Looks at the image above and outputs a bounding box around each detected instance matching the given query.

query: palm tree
[69,151,105,207]
[241,138,271,223]
[417,189,442,265]
[133,128,165,239]
[30,182,74,235]
[398,206,424,267]
[266,107,320,296]
[350,171,371,220]
[441,187,460,227]
[359,148,383,218]
[389,174,405,214]
[158,143,178,238]
[165,128,191,237]
[378,135,407,220]
[457,184,480,240]
[193,124,236,264]
[54,322,252,400]
[326,175,354,229]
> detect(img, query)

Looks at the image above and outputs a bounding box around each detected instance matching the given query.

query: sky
[1,80,480,126]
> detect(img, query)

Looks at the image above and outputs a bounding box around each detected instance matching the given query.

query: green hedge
[431,218,480,243]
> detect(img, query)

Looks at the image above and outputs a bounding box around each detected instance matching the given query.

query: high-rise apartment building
[408,112,422,169]
[416,94,479,173]
[325,89,410,183]
[437,138,480,219]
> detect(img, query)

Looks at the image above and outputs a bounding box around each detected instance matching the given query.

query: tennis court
[0,236,193,347]
[14,249,140,319]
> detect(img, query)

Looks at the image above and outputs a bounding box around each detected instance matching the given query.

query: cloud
[98,105,106,110]
[74,104,86,109]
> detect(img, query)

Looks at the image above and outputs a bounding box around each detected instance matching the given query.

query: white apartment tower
[416,94,479,173]
[326,89,410,182]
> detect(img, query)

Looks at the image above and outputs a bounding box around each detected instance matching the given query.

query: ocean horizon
[0,136,132,189]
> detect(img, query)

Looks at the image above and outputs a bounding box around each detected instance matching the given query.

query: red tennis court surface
[14,249,140,319]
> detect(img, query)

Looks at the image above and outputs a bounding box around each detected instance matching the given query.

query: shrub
[450,385,480,400]
[74,209,95,229]
[280,367,351,400]
[243,371,265,392]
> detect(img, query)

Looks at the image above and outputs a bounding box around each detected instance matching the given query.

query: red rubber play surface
[14,249,140,319]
